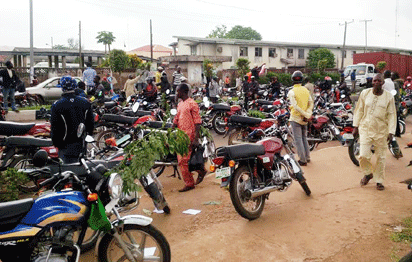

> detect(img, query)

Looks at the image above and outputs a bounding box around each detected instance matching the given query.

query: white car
[25,76,82,104]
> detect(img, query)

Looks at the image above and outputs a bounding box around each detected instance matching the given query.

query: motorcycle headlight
[108,173,123,199]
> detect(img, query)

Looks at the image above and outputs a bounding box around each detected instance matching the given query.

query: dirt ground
[81,117,412,262]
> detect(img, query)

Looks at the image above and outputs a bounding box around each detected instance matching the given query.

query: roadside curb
[5,110,37,122]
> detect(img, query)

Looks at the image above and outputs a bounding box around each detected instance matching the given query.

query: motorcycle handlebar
[39,174,59,187]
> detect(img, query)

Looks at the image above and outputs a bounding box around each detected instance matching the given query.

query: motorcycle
[210,127,311,220]
[307,110,341,151]
[0,152,171,262]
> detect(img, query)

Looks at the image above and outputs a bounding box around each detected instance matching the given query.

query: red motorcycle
[211,127,311,220]
[225,115,276,145]
[307,111,340,150]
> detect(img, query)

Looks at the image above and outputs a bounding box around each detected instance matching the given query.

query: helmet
[407,76,412,80]
[244,75,248,80]
[60,76,76,91]
[291,71,304,82]
[158,66,163,71]
[145,76,154,83]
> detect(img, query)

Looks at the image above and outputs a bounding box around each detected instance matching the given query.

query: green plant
[108,49,130,74]
[309,72,340,83]
[20,105,51,111]
[377,61,387,72]
[110,128,190,193]
[248,110,266,119]
[236,58,250,78]
[203,59,215,78]
[0,168,30,202]
[306,48,335,72]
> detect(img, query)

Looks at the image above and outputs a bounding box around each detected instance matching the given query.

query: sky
[1,0,412,52]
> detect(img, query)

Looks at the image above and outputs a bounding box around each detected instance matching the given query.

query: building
[160,36,412,85]
[128,45,174,60]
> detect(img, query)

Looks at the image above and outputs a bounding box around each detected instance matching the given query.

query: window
[190,45,197,55]
[269,48,276,58]
[342,50,347,58]
[352,51,356,58]
[298,49,305,59]
[287,48,293,58]
[255,47,262,57]
[239,47,248,56]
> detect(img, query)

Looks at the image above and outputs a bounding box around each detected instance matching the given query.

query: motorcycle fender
[95,215,153,256]
[1,147,15,167]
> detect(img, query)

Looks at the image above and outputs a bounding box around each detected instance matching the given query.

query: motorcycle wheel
[96,129,121,150]
[400,120,406,135]
[72,228,100,253]
[212,113,227,135]
[228,130,248,145]
[11,156,40,192]
[321,127,334,141]
[348,135,360,166]
[229,166,265,220]
[152,165,166,177]
[98,224,171,262]
[295,171,311,196]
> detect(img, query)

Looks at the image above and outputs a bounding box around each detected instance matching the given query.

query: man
[51,76,94,163]
[0,61,20,112]
[91,75,105,103]
[403,76,412,93]
[224,75,230,88]
[249,76,259,99]
[172,66,183,93]
[251,64,261,80]
[242,75,250,110]
[382,70,395,92]
[270,76,281,99]
[303,77,314,100]
[123,73,142,98]
[157,72,171,94]
[350,69,357,92]
[209,77,220,103]
[173,83,207,192]
[287,71,313,166]
[338,75,352,103]
[142,76,157,102]
[82,62,97,95]
[352,74,396,191]
[155,66,164,87]
[392,72,403,138]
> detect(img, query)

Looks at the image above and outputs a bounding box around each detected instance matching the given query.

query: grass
[390,216,412,261]
[18,105,51,111]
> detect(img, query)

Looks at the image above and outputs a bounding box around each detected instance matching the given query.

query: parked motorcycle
[211,127,311,220]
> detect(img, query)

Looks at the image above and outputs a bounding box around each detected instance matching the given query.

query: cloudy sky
[1,0,411,52]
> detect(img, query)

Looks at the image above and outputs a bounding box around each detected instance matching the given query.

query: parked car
[24,76,82,104]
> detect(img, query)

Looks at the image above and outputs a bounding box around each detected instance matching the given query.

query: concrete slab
[5,110,36,122]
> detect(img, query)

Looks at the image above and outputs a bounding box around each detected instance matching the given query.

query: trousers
[290,121,310,163]
[178,148,195,187]
[359,135,387,184]
[2,88,16,110]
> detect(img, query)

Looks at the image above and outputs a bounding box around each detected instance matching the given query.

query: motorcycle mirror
[264,91,268,96]
[33,150,48,168]
[216,95,220,99]
[166,89,170,95]
[391,89,397,96]
[341,94,346,99]
[203,96,209,103]
[143,101,148,106]
[85,135,95,143]
[132,102,140,112]
[205,100,210,108]
[126,96,131,103]
[170,109,177,116]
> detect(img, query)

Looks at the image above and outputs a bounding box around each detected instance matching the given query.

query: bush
[309,72,340,84]
[258,72,292,86]
[0,168,30,202]
[248,110,266,119]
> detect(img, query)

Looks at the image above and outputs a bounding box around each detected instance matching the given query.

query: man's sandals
[360,174,385,190]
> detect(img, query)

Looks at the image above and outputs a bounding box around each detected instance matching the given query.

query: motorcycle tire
[228,130,248,145]
[11,155,41,193]
[295,172,311,196]
[73,228,100,253]
[399,251,412,262]
[229,166,265,220]
[96,129,121,150]
[212,112,227,135]
[400,120,406,135]
[348,135,360,166]
[98,224,171,262]
[152,165,166,177]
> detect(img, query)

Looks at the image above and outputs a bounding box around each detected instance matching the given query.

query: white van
[34,62,80,68]
[344,63,376,90]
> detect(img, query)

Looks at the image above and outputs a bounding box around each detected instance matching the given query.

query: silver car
[24,76,82,104]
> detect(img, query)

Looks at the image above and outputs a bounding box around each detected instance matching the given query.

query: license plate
[215,167,231,179]
[342,133,354,140]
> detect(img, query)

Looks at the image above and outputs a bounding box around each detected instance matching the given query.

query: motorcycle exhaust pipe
[153,161,178,166]
[245,185,281,199]
[307,138,325,143]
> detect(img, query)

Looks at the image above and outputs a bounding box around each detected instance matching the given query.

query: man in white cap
[155,66,164,87]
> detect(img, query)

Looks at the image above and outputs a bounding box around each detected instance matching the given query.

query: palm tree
[96,31,116,54]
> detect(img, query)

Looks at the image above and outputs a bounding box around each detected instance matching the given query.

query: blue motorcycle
[0,153,171,262]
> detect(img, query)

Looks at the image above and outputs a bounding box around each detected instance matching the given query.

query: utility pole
[339,20,354,70]
[150,19,153,63]
[79,21,82,67]
[360,20,372,53]
[29,0,34,81]
[395,0,399,47]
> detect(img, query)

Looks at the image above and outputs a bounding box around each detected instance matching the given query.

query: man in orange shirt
[173,83,207,192]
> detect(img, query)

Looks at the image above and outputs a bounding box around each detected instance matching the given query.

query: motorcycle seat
[143,121,173,129]
[229,115,262,126]
[103,114,139,125]
[0,198,34,232]
[216,144,265,160]
[212,104,230,111]
[258,90,266,96]
[104,101,117,109]
[256,99,273,105]
[5,136,53,147]
[135,110,153,117]
[0,121,35,136]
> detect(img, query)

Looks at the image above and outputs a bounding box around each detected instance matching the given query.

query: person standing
[142,76,157,103]
[350,69,357,92]
[383,70,395,92]
[392,72,403,138]
[251,64,262,81]
[224,75,230,88]
[403,76,412,93]
[155,66,164,87]
[242,75,250,110]
[82,62,97,95]
[287,71,313,166]
[172,66,183,93]
[338,75,351,103]
[249,76,259,99]
[51,76,94,164]
[157,73,171,94]
[0,61,20,112]
[352,74,396,191]
[270,76,281,99]
[173,83,207,192]
[209,77,220,103]
[123,74,142,99]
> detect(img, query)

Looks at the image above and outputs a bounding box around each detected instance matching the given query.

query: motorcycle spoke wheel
[229,166,265,220]
[96,130,118,150]
[212,114,227,135]
[348,136,360,166]
[99,224,171,262]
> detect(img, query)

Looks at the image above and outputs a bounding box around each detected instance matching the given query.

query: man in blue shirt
[82,62,97,94]
[350,69,356,92]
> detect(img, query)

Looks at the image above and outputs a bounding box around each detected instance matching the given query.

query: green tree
[96,31,116,54]
[202,59,215,78]
[377,61,387,72]
[207,25,228,38]
[206,25,262,40]
[306,48,335,72]
[128,54,144,69]
[236,58,250,78]
[108,49,129,74]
